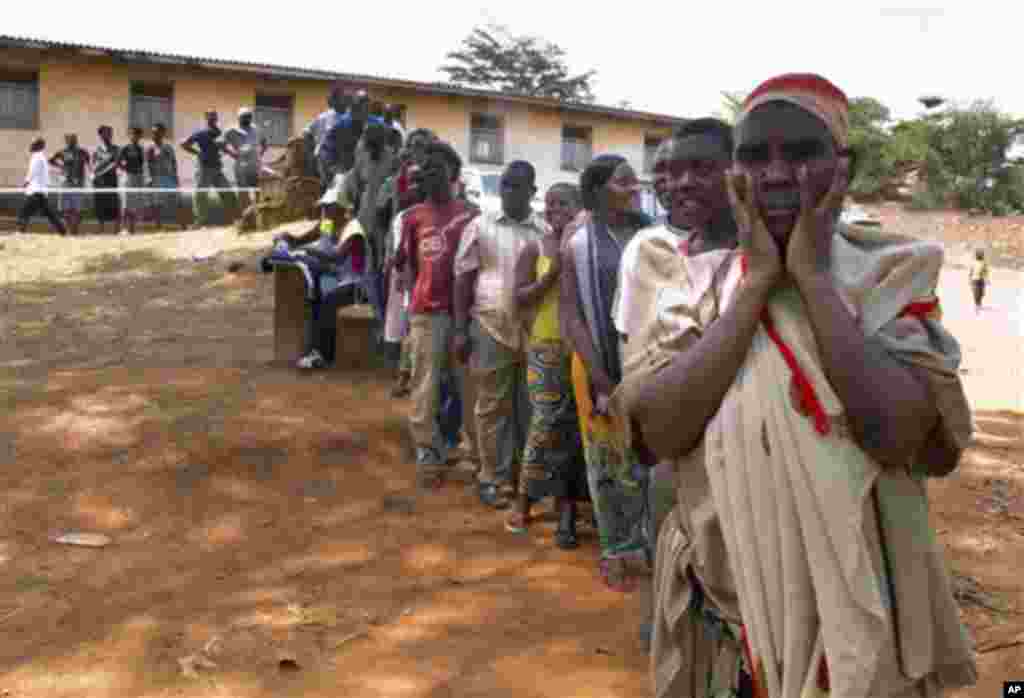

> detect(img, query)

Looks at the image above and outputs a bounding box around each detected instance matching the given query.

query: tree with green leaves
[911,100,1024,213]
[926,101,1024,201]
[848,97,904,200]
[440,24,596,103]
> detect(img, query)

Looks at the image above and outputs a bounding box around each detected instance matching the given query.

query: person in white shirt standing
[223,107,268,216]
[17,138,67,235]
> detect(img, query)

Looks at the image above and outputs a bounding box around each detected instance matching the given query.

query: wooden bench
[272,264,381,370]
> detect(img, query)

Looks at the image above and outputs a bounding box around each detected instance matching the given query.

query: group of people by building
[16,107,272,235]
[266,72,979,698]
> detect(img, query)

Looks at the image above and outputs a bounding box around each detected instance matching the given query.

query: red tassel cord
[738,255,831,436]
[759,311,831,436]
[899,297,940,320]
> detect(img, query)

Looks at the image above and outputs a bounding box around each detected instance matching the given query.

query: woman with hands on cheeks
[626,74,976,698]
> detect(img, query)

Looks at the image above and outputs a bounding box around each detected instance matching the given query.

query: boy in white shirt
[17,138,67,235]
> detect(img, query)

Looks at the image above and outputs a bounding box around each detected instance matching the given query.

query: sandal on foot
[296,349,327,370]
[599,558,638,593]
[415,448,445,490]
[478,482,510,509]
[554,524,579,550]
[504,511,529,534]
[416,470,444,490]
[639,622,653,654]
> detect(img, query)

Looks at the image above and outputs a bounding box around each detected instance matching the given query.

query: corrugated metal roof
[0,34,687,126]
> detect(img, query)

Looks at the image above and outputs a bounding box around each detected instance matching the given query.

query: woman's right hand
[726,169,783,290]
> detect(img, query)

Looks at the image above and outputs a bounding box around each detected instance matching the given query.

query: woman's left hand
[786,157,849,283]
[592,393,613,417]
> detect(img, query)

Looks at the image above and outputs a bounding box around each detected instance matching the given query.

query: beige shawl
[711,224,975,698]
[617,223,976,698]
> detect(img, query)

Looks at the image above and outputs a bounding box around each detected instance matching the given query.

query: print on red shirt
[400,200,477,314]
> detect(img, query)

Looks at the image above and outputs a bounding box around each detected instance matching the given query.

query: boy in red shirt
[394,142,478,487]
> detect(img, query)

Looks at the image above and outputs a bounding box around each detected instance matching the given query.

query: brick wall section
[1,46,676,194]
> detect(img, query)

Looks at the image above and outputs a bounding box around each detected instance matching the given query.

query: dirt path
[1,224,1021,697]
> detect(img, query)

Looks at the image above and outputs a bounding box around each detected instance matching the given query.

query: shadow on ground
[0,367,647,698]
[1,250,649,697]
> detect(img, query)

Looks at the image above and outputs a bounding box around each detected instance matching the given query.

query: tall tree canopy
[845,97,1024,212]
[440,24,596,103]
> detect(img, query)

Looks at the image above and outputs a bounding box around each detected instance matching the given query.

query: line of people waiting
[270,71,978,698]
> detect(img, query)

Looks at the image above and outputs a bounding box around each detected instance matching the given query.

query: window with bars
[643,134,665,173]
[129,82,174,136]
[561,125,592,172]
[0,71,39,130]
[254,93,294,147]
[469,113,504,165]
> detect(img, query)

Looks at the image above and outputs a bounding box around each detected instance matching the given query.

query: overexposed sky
[3,1,1017,122]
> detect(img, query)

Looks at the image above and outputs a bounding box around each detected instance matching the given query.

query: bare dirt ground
[0,208,1021,697]
[865,202,1024,270]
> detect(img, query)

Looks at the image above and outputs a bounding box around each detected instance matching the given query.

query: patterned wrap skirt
[520,340,588,500]
[571,352,648,560]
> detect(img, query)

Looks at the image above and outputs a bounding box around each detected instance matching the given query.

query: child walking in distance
[969,249,989,312]
[18,139,66,235]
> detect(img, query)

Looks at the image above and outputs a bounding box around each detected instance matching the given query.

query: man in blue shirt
[318,92,389,188]
[181,109,239,229]
[304,87,351,191]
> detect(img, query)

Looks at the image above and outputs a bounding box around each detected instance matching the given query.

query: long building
[0,35,685,201]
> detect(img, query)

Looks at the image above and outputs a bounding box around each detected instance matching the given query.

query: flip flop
[504,511,529,534]
[554,524,578,550]
[478,482,510,510]
[639,622,653,654]
[416,468,444,491]
[599,558,638,593]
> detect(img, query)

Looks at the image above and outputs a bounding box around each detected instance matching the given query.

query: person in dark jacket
[92,125,121,234]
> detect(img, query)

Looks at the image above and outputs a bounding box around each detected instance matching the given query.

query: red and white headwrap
[737,73,850,149]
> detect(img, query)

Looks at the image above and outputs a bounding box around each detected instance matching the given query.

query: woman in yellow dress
[505,183,588,548]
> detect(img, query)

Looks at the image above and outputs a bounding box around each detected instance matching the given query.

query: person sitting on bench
[303,179,371,370]
[269,179,372,370]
